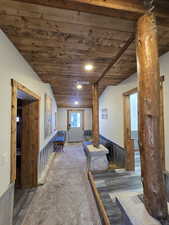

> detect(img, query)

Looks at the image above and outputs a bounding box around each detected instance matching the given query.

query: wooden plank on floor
[88,171,111,225]
[91,169,142,225]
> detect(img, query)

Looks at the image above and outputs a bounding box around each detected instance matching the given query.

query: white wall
[57,108,92,130]
[99,75,137,147]
[99,51,169,171]
[0,30,57,197]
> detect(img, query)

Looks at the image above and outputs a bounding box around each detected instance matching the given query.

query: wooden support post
[136,13,168,221]
[92,83,99,148]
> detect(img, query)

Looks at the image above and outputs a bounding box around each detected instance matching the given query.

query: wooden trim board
[123,94,131,149]
[123,87,137,97]
[12,79,40,100]
[88,171,111,225]
[123,92,135,171]
[160,80,165,170]
[11,80,18,182]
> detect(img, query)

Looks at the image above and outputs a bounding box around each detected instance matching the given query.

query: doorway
[67,110,84,142]
[123,82,165,172]
[123,88,139,172]
[11,80,40,222]
[129,92,140,173]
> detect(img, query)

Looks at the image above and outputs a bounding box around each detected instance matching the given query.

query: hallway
[20,143,101,225]
[1,1,169,225]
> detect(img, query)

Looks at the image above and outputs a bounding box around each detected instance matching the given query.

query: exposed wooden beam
[12,0,139,21]
[96,34,135,83]
[73,0,144,13]
[0,2,136,36]
[72,0,169,18]
[58,104,92,108]
[40,74,127,82]
[136,12,168,220]
[13,0,169,19]
[55,95,92,98]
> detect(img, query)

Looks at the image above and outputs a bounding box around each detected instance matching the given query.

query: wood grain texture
[2,1,169,107]
[88,171,111,225]
[123,87,137,96]
[126,139,135,171]
[13,0,169,18]
[160,79,165,170]
[123,93,131,149]
[10,79,40,188]
[11,79,17,182]
[96,34,135,83]
[13,0,140,21]
[123,88,137,171]
[92,169,142,225]
[12,79,40,100]
[92,83,99,148]
[136,12,168,220]
[21,101,30,187]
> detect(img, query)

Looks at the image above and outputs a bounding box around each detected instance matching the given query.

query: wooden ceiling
[1,0,169,107]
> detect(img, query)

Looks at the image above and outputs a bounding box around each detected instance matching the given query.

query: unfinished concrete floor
[21,143,101,225]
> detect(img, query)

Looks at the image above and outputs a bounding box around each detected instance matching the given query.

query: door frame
[11,79,40,186]
[123,79,165,170]
[160,77,165,170]
[123,88,137,150]
[123,88,137,171]
[67,109,84,130]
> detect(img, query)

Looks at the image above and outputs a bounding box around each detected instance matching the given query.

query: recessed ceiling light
[74,101,79,105]
[77,84,82,90]
[84,64,93,71]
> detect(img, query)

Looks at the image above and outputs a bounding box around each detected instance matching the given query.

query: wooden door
[21,100,39,188]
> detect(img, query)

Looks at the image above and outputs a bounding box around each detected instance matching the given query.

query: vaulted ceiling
[1,0,169,107]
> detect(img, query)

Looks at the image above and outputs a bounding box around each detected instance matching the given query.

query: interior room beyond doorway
[11,80,40,224]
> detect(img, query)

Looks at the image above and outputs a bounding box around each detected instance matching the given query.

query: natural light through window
[71,112,81,128]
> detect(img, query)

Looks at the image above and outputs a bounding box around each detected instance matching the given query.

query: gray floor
[19,143,101,225]
[135,151,141,175]
[13,188,36,225]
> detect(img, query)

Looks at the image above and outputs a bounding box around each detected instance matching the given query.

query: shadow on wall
[100,135,127,168]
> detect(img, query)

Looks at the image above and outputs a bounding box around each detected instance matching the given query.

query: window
[71,112,81,128]
[16,116,20,123]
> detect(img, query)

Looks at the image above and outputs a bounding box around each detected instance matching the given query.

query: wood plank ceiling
[1,0,169,107]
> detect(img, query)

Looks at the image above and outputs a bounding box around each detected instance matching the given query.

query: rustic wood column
[136,12,168,221]
[92,83,99,148]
